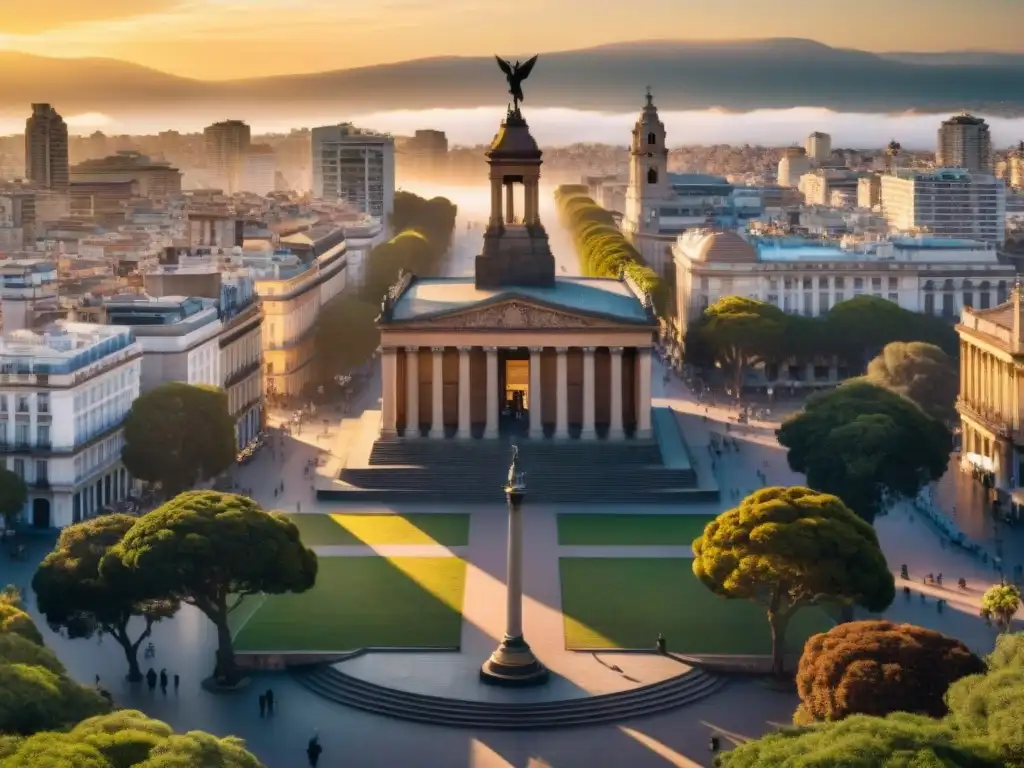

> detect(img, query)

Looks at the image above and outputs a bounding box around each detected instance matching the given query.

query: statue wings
[495,56,513,77]
[516,54,538,81]
[494,54,539,82]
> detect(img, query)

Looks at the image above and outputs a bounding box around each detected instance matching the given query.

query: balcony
[34,478,50,490]
[0,442,32,453]
[956,398,1014,440]
[224,359,261,389]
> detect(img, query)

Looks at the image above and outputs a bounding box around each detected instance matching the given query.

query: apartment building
[0,322,141,529]
[311,124,395,221]
[71,151,182,199]
[25,104,69,192]
[937,113,993,174]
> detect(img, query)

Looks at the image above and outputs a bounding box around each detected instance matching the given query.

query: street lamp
[480,446,548,687]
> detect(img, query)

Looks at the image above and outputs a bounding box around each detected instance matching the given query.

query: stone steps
[292,662,727,729]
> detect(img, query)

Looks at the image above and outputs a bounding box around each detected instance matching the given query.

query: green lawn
[557,514,716,546]
[281,513,470,547]
[233,557,466,651]
[560,558,834,655]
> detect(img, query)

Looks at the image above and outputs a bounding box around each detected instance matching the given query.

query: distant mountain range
[2,39,1024,121]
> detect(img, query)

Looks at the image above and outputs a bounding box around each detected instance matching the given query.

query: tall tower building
[937,113,992,173]
[778,146,811,187]
[806,132,832,165]
[25,104,69,192]
[624,89,671,240]
[203,120,251,194]
[311,123,395,219]
[1010,141,1024,190]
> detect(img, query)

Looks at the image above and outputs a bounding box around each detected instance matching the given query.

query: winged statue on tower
[495,54,539,114]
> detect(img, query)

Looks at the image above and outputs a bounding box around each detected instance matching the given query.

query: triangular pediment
[418,299,613,330]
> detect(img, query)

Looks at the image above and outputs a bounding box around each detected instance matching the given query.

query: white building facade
[881,168,1007,245]
[311,124,395,222]
[0,323,140,529]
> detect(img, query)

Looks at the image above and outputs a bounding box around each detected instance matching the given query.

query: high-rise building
[937,113,993,173]
[241,145,276,195]
[777,147,810,187]
[203,120,251,194]
[806,132,832,165]
[881,168,1006,245]
[311,124,395,219]
[25,104,69,192]
[399,129,449,177]
[1010,141,1024,190]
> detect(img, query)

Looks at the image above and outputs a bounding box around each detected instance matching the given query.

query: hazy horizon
[4,107,1023,150]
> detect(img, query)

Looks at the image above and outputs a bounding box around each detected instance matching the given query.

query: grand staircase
[318,407,717,504]
[293,661,727,729]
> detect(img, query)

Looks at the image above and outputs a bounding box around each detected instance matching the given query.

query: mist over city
[3,2,1024,767]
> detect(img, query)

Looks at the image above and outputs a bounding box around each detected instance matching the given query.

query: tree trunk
[767,610,791,678]
[213,617,238,683]
[112,624,146,683]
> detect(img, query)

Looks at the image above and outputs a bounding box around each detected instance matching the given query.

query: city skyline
[0,0,1022,80]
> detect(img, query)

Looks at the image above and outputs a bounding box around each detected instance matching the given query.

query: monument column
[430,347,445,439]
[555,347,569,439]
[405,346,420,437]
[505,181,515,223]
[381,347,398,438]
[529,347,543,439]
[581,347,596,439]
[636,347,652,438]
[484,347,499,439]
[457,347,472,439]
[489,178,503,228]
[609,347,624,440]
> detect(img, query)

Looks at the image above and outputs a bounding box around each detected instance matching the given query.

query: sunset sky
[0,0,1019,80]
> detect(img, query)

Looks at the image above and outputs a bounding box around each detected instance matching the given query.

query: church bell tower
[625,88,671,236]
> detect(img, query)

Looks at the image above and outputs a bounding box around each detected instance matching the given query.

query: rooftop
[0,322,135,375]
[387,277,653,324]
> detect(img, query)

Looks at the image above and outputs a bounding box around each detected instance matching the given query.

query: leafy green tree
[0,467,27,532]
[0,709,264,767]
[692,486,894,678]
[0,588,109,735]
[946,632,1024,766]
[314,297,380,381]
[121,382,236,498]
[715,713,1000,767]
[825,295,959,363]
[102,491,317,683]
[865,341,959,422]
[794,620,984,724]
[33,515,180,683]
[688,297,788,395]
[980,584,1021,633]
[777,380,951,523]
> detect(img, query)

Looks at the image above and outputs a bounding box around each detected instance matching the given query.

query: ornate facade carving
[422,302,609,330]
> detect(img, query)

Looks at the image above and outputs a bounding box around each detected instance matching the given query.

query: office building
[71,151,182,198]
[777,147,811,187]
[25,104,69,192]
[0,322,141,529]
[937,114,993,174]
[0,260,60,332]
[881,168,1007,245]
[1010,141,1024,191]
[399,129,449,177]
[204,120,251,194]
[311,124,395,220]
[241,145,277,195]
[806,132,832,165]
[858,175,882,209]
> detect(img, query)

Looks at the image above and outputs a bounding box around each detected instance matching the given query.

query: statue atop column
[506,444,525,490]
[495,55,539,117]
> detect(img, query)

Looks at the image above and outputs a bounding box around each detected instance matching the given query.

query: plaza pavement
[9,203,1015,767]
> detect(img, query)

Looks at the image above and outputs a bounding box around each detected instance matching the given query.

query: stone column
[529,347,543,439]
[581,347,596,439]
[405,347,419,437]
[484,347,499,439]
[555,347,569,439]
[489,178,503,228]
[609,347,624,440]
[505,182,515,223]
[524,180,536,224]
[636,347,653,439]
[457,347,472,439]
[430,347,445,439]
[381,347,398,437]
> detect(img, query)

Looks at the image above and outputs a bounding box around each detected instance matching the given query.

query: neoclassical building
[377,109,658,441]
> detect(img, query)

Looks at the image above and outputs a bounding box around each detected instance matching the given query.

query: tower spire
[645,86,653,108]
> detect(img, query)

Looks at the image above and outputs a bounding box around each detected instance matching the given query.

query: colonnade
[960,340,1018,428]
[380,345,653,440]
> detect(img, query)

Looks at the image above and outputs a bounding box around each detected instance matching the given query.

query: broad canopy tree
[0,709,264,767]
[102,491,318,683]
[0,467,27,531]
[121,382,236,498]
[777,380,952,523]
[865,341,959,423]
[794,620,984,724]
[979,584,1021,633]
[692,486,895,678]
[33,515,180,682]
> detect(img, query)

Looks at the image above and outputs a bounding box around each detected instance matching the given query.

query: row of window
[0,456,47,483]
[0,422,50,447]
[0,393,49,413]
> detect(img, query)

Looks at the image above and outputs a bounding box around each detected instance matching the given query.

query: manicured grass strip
[282,513,470,547]
[557,514,715,546]
[234,557,466,652]
[560,558,834,655]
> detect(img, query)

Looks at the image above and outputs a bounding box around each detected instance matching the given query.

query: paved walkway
[312,544,465,557]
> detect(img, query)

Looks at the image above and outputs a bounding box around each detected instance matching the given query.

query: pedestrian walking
[146,668,157,690]
[159,669,168,693]
[258,693,267,717]
[173,674,179,692]
[307,732,323,767]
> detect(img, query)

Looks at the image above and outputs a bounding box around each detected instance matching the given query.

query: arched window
[647,132,657,145]
[980,280,991,309]
[923,280,935,316]
[647,168,658,184]
[962,279,973,310]
[998,280,1009,305]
